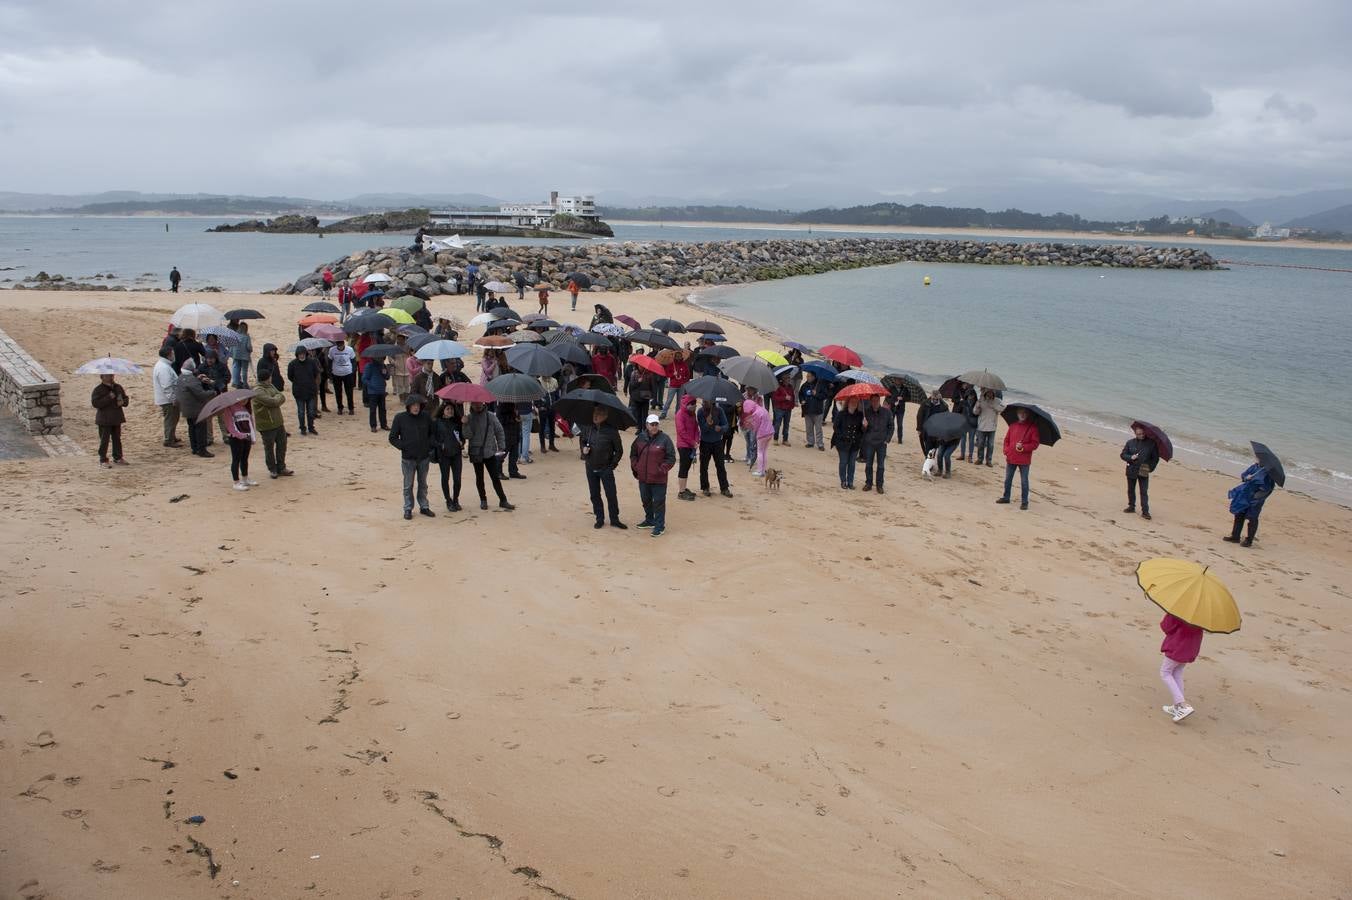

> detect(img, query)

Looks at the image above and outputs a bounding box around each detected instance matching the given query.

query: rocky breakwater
[276,238,1219,295]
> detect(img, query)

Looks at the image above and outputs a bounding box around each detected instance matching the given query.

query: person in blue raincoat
[1224,454,1275,547]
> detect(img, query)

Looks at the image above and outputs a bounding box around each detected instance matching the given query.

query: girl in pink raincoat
[741,398,774,478]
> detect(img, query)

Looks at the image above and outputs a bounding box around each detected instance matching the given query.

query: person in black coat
[389,394,435,519]
[497,400,525,479]
[286,348,321,435]
[257,343,285,390]
[580,407,627,529]
[172,328,205,373]
[431,401,464,512]
[1121,425,1160,520]
[831,399,865,489]
[916,391,948,455]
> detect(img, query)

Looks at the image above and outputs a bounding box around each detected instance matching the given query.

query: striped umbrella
[75,356,143,375]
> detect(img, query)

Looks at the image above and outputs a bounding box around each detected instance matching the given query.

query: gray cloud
[0,0,1348,207]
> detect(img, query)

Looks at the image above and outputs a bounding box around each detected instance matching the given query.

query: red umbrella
[819,344,862,367]
[615,314,641,329]
[306,323,346,341]
[834,382,888,401]
[436,382,495,404]
[1130,420,1174,462]
[629,354,666,376]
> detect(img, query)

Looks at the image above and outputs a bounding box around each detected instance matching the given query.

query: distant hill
[340,192,500,210]
[53,196,352,216]
[788,202,1120,232]
[600,205,795,224]
[1198,208,1255,227]
[1286,203,1352,233]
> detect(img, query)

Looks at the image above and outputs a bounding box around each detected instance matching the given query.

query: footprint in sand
[587,753,607,764]
[503,741,520,750]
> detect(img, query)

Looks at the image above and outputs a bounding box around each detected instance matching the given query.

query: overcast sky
[1,0,1349,207]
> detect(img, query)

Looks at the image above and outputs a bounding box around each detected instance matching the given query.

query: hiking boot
[1141,512,1152,520]
[499,501,515,511]
[678,489,697,501]
[481,500,490,510]
[996,497,1010,504]
[1222,535,1240,543]
[594,519,604,529]
[403,510,413,520]
[720,488,734,498]
[862,484,872,492]
[876,486,885,495]
[1123,506,1135,513]
[1019,502,1029,510]
[1240,537,1253,548]
[419,508,436,518]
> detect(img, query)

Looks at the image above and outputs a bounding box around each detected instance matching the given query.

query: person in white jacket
[152,346,182,447]
[972,389,1004,467]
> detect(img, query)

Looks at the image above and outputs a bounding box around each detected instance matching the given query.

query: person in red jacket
[770,376,795,445]
[630,413,676,536]
[996,406,1041,509]
[1159,613,1203,722]
[660,351,693,419]
[590,347,619,387]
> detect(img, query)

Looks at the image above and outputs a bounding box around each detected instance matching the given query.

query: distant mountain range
[2,187,1350,233]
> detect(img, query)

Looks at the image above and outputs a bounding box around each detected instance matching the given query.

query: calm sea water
[3,216,1350,504]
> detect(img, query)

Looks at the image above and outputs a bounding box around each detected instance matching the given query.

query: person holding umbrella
[219,396,258,492]
[631,413,676,536]
[432,400,464,512]
[1121,424,1160,520]
[916,390,948,457]
[90,372,130,468]
[581,406,627,529]
[972,389,1003,466]
[660,348,692,419]
[997,407,1041,510]
[831,398,865,489]
[229,322,253,389]
[463,400,515,511]
[1225,445,1280,547]
[861,393,894,493]
[388,393,435,520]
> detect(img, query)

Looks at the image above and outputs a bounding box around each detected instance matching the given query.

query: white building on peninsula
[431,191,598,229]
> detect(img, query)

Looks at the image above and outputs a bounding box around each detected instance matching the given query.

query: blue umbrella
[782,340,811,352]
[801,361,839,381]
[698,333,728,343]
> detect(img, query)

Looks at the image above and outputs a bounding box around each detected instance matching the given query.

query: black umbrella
[566,374,616,394]
[624,328,681,351]
[490,307,523,321]
[301,301,341,314]
[555,388,635,429]
[686,320,724,334]
[528,318,562,329]
[564,272,592,289]
[882,373,925,404]
[1002,403,1062,446]
[551,342,593,366]
[922,411,968,442]
[683,375,744,404]
[405,332,439,351]
[361,343,400,359]
[1130,420,1174,462]
[505,344,562,377]
[575,332,611,347]
[344,312,394,334]
[487,372,545,403]
[1250,441,1286,487]
[696,345,740,360]
[224,308,265,320]
[651,318,687,333]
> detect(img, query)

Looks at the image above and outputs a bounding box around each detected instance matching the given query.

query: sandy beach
[2,287,1350,898]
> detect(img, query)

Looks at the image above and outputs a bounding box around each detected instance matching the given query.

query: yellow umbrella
[756,349,789,367]
[380,307,416,325]
[1135,559,1241,634]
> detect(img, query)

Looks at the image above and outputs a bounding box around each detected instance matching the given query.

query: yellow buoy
[923,276,931,286]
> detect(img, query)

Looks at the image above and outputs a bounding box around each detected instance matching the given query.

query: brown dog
[763,468,783,491]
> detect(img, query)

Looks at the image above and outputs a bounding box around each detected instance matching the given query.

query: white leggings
[1160,657,1187,705]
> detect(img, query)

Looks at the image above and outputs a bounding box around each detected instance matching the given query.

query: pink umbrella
[615,314,641,329]
[436,382,495,404]
[306,323,346,341]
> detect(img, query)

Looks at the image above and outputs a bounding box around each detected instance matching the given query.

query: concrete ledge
[0,325,65,435]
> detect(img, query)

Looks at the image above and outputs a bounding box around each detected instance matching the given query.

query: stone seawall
[0,325,63,434]
[277,237,1220,295]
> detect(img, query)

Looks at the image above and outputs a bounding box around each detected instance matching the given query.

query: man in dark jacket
[798,372,829,451]
[173,328,204,373]
[861,394,895,493]
[496,400,526,479]
[1121,425,1160,520]
[916,392,948,455]
[388,393,435,520]
[631,413,676,536]
[287,348,321,435]
[258,343,285,390]
[169,266,181,292]
[174,359,216,457]
[91,374,130,467]
[581,406,626,529]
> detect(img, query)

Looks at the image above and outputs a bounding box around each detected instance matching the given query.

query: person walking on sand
[861,393,894,493]
[537,284,550,315]
[514,270,527,301]
[91,373,130,468]
[741,396,773,478]
[997,407,1041,510]
[675,394,699,501]
[252,368,293,478]
[1158,612,1203,722]
[697,399,734,498]
[831,398,864,489]
[229,322,253,388]
[362,356,390,432]
[287,347,321,435]
[388,393,435,520]
[464,400,515,511]
[798,371,828,451]
[175,359,216,458]
[770,375,795,445]
[432,400,465,512]
[169,266,181,293]
[152,346,182,448]
[972,389,1002,466]
[631,413,676,536]
[567,278,581,311]
[220,396,257,491]
[1224,451,1276,547]
[321,267,334,298]
[581,406,627,529]
[1121,424,1159,520]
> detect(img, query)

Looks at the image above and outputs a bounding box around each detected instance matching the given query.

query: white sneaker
[1162,705,1178,718]
[244,478,259,486]
[234,482,250,491]
[1172,705,1194,723]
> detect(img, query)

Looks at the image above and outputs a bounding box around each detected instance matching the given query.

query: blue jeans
[231,358,249,388]
[837,446,857,487]
[586,467,621,523]
[639,481,667,529]
[938,442,956,474]
[743,428,757,465]
[773,408,792,441]
[1002,463,1030,504]
[960,427,975,457]
[519,412,534,461]
[976,430,995,464]
[661,384,684,417]
[295,395,316,430]
[863,444,887,488]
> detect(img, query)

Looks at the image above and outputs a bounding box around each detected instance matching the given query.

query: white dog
[921,449,938,480]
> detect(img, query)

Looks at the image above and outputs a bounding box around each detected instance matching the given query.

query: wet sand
[1,288,1349,898]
